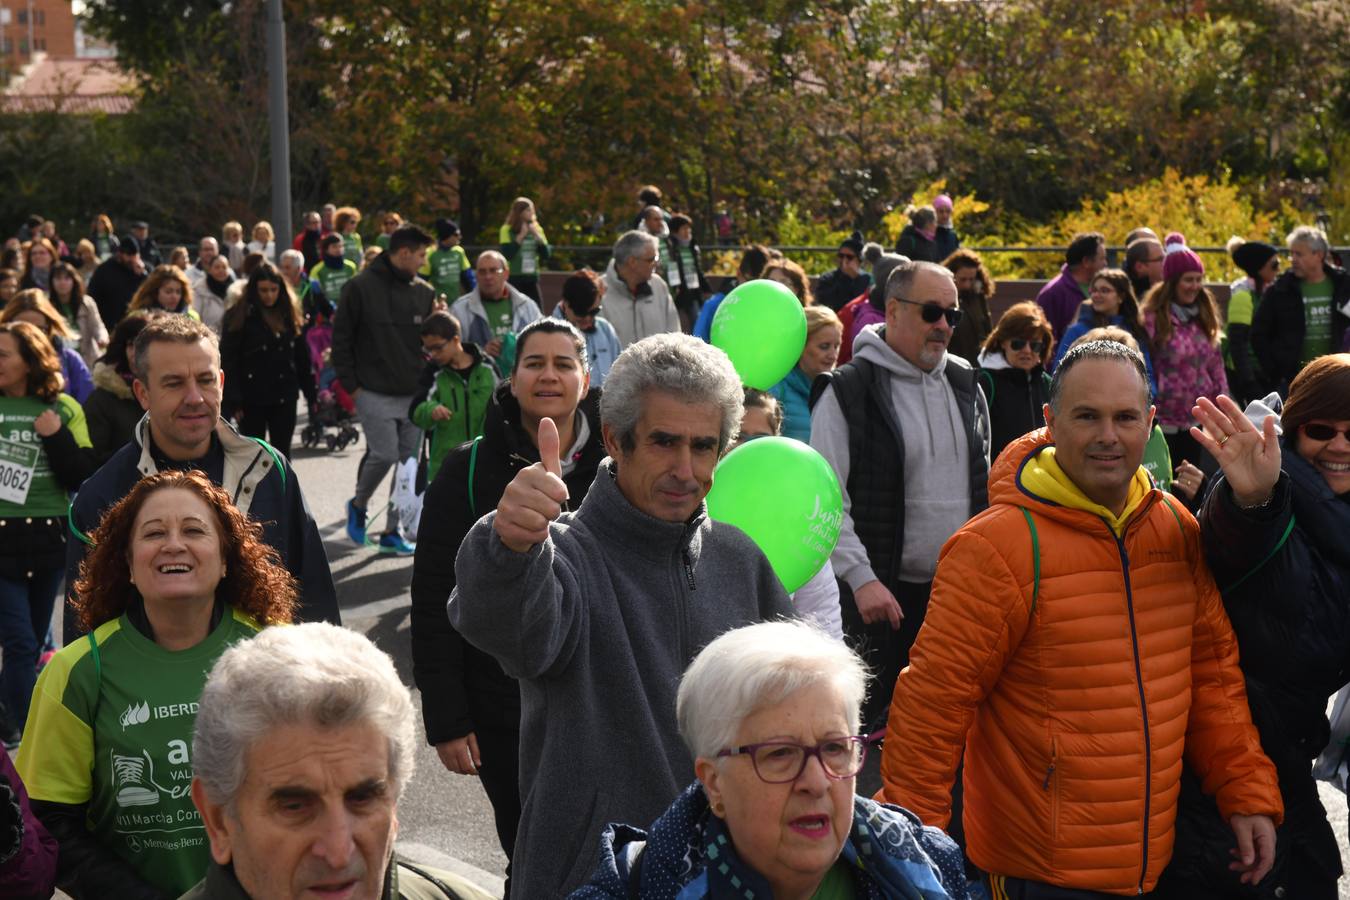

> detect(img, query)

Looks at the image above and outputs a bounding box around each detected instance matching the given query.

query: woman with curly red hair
[16,470,295,899]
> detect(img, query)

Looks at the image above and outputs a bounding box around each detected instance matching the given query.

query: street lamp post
[266,0,293,246]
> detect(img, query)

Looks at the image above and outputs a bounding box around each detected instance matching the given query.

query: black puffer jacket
[220,305,316,418]
[975,352,1051,465]
[1159,445,1350,898]
[1251,264,1350,390]
[409,382,605,743]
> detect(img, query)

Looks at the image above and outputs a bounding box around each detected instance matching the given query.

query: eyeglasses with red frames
[716,732,882,784]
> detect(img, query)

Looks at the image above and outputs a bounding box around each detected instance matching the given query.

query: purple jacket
[0,747,57,899]
[850,299,886,344]
[1035,265,1088,343]
[1143,308,1229,429]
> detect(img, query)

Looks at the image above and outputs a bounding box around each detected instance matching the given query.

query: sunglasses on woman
[1302,423,1350,442]
[896,298,963,328]
[1009,338,1045,353]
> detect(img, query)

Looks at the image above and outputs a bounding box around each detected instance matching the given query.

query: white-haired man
[451,333,793,898]
[183,623,494,900]
[1252,224,1350,391]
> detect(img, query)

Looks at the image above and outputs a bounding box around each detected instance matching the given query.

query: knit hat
[434,217,460,241]
[932,194,954,212]
[118,235,141,255]
[1162,232,1204,282]
[870,253,908,309]
[1229,239,1278,280]
[839,230,865,258]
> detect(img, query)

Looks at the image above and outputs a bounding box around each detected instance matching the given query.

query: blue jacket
[768,366,812,441]
[58,341,93,404]
[692,293,725,343]
[552,306,622,389]
[1052,303,1158,397]
[570,781,968,899]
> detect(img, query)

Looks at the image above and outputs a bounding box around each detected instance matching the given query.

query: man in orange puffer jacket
[879,340,1283,898]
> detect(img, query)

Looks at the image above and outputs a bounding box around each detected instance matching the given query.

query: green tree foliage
[5,0,1346,257]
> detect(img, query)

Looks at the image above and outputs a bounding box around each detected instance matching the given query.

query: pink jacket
[1144,308,1229,428]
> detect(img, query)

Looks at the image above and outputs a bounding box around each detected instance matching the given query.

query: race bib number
[521,239,538,276]
[667,259,682,288]
[0,437,38,505]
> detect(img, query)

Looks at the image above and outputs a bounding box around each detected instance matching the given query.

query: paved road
[287,431,509,896]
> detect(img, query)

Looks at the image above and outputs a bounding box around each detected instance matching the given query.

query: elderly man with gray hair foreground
[181,623,495,900]
[451,333,793,898]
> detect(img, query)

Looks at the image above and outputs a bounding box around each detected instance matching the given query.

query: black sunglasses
[1302,423,1350,442]
[896,297,962,328]
[1009,338,1046,353]
[837,252,857,261]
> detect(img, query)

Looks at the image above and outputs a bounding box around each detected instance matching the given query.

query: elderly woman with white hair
[572,621,968,899]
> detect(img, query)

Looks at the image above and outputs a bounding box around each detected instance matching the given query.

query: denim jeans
[0,568,64,731]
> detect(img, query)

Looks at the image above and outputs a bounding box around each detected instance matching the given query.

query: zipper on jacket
[681,550,696,591]
[1113,530,1152,894]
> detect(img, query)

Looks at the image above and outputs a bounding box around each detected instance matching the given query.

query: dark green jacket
[408,344,499,482]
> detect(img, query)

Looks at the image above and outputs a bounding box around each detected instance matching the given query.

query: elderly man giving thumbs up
[450,333,793,900]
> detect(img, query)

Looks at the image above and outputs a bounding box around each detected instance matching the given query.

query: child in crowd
[410,312,498,482]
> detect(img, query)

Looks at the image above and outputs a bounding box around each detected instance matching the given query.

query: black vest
[813,346,989,587]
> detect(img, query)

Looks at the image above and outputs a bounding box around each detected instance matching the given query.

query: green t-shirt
[341,231,363,264]
[310,258,359,306]
[0,393,91,517]
[427,245,470,300]
[16,608,262,895]
[498,224,549,279]
[482,297,513,340]
[1301,278,1335,365]
[1141,423,1173,492]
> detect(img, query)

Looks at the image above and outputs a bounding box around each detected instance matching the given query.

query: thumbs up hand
[494,417,571,553]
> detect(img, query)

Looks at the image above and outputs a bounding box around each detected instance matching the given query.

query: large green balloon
[705,436,843,593]
[710,279,807,389]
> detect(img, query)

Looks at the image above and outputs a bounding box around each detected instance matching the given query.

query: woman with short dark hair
[410,318,604,896]
[977,301,1055,462]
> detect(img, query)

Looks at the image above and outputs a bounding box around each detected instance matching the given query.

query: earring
[710,800,724,817]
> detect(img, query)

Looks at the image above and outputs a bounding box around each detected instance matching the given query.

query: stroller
[299,323,361,451]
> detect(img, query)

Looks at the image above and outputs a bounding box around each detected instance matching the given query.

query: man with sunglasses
[552,269,622,388]
[810,259,991,735]
[815,231,872,312]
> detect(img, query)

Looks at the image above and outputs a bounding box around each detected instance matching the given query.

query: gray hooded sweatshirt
[449,459,792,899]
[811,324,988,588]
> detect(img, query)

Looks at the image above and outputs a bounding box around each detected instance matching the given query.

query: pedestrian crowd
[0,187,1348,900]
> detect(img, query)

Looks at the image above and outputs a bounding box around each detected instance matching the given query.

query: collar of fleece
[1020,445,1153,537]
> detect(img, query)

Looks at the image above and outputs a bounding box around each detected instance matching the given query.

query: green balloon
[705,437,843,593]
[710,279,807,389]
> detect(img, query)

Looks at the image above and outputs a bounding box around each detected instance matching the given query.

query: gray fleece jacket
[449,459,792,899]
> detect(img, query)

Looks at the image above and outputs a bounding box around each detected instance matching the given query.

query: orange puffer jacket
[879,428,1282,896]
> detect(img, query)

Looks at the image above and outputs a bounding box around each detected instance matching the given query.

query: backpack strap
[977,368,996,404]
[1221,514,1296,594]
[1019,507,1040,615]
[468,436,483,518]
[68,498,93,546]
[249,437,287,491]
